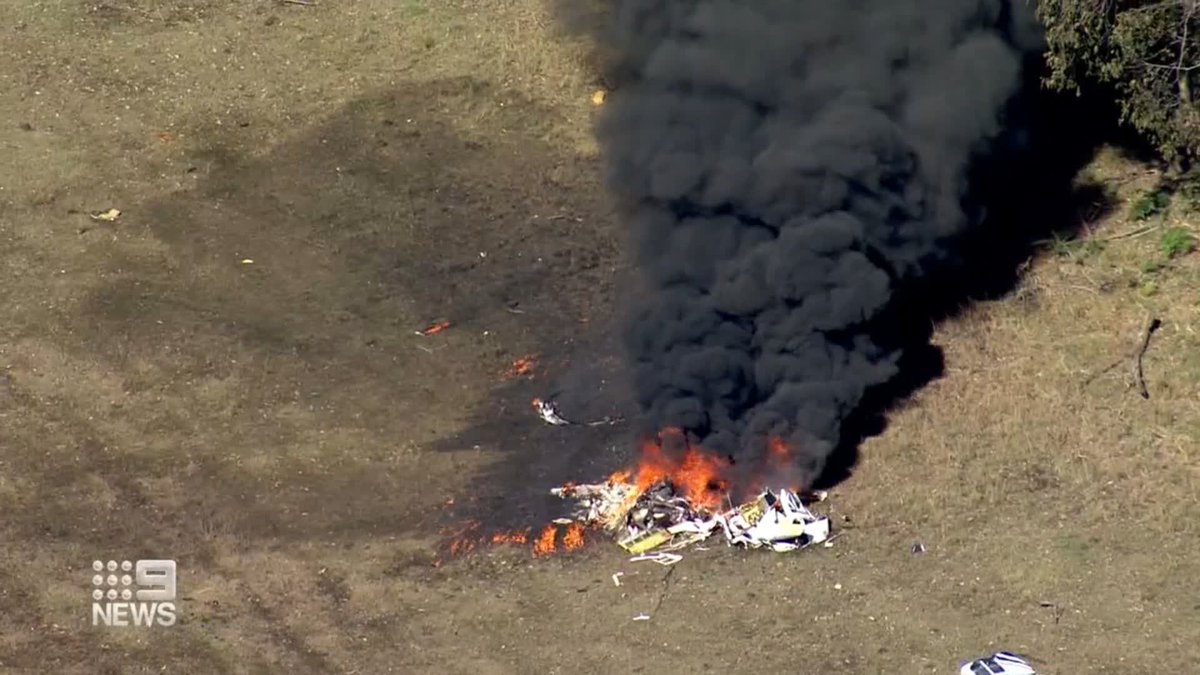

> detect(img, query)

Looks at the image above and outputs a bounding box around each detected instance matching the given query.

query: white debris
[532,398,573,426]
[721,488,830,552]
[551,481,637,529]
[629,552,682,566]
[959,652,1037,675]
[583,416,624,427]
[611,572,623,586]
[632,613,651,621]
[532,397,625,428]
[550,477,833,555]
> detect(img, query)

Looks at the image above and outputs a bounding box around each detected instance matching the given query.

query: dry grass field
[1,1,1198,673]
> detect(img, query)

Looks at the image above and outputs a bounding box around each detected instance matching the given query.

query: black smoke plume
[586,0,1047,488]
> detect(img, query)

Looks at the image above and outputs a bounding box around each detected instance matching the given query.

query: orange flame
[612,428,731,510]
[562,522,585,551]
[506,355,537,379]
[490,529,530,545]
[748,435,803,494]
[417,320,452,336]
[533,525,558,556]
[607,468,632,484]
[767,436,790,462]
[437,427,756,565]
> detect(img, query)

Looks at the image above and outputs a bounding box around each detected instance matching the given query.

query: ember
[489,530,530,545]
[415,319,452,336]
[506,355,537,379]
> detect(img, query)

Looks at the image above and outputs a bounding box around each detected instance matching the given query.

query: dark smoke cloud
[588,0,1045,487]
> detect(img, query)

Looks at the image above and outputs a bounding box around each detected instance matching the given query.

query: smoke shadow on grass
[815,78,1130,488]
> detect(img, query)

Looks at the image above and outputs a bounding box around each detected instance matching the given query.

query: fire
[607,468,632,484]
[614,428,730,510]
[506,355,537,378]
[442,519,483,558]
[490,529,530,545]
[562,522,585,551]
[533,525,557,556]
[436,427,749,564]
[767,436,791,462]
[752,435,803,495]
[417,319,452,336]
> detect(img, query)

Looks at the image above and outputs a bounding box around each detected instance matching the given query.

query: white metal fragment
[532,398,572,426]
[958,651,1037,675]
[632,613,650,621]
[611,572,623,587]
[90,208,121,221]
[629,552,682,566]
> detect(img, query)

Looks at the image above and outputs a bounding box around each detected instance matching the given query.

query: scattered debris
[632,613,650,621]
[415,320,452,337]
[721,488,830,552]
[89,208,121,222]
[531,396,624,427]
[591,90,607,106]
[240,258,254,264]
[532,398,572,426]
[912,542,926,554]
[551,477,831,555]
[958,651,1037,675]
[1038,601,1064,625]
[611,572,623,587]
[629,552,681,566]
[1133,316,1162,399]
[583,415,625,427]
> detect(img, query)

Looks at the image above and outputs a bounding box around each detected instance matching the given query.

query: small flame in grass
[562,522,585,551]
[490,529,530,545]
[505,355,537,379]
[533,525,558,556]
[416,319,452,336]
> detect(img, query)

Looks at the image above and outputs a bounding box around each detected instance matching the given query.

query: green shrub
[1160,227,1196,259]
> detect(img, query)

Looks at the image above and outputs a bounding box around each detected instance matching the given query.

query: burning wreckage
[550,477,831,555]
[531,400,832,556]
